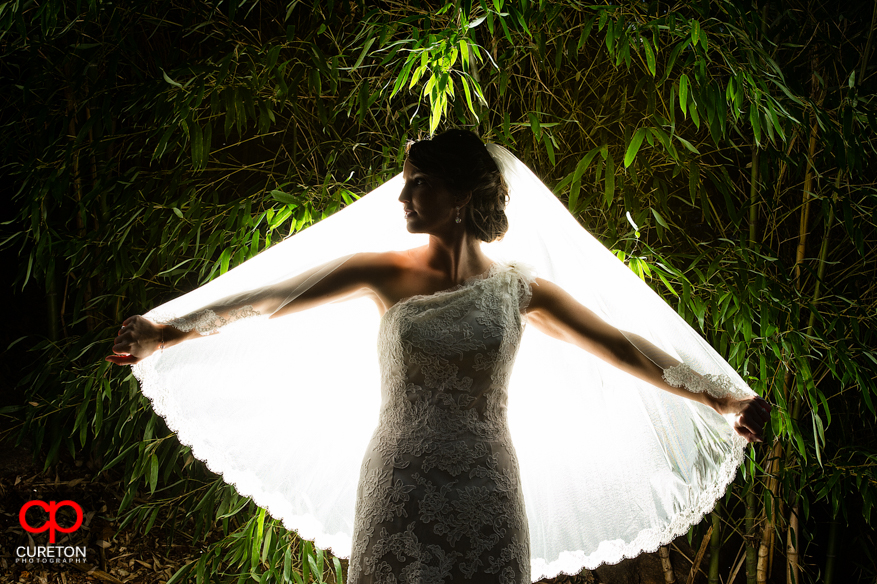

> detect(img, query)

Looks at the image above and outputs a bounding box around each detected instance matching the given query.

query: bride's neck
[421,234,491,281]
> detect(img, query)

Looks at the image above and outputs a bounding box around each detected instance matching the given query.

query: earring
[455,207,462,224]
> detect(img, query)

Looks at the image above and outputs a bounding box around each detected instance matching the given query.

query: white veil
[132,144,751,580]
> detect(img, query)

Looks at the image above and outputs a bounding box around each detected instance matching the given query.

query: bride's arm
[526,277,772,443]
[107,253,389,365]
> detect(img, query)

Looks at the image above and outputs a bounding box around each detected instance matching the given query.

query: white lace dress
[348,262,534,584]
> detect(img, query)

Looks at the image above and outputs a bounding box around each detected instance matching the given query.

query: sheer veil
[132,144,752,580]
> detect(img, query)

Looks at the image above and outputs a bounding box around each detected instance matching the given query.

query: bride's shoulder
[346,249,420,273]
[340,250,423,291]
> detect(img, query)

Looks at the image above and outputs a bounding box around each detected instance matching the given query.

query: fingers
[110,315,159,366]
[735,396,774,443]
[105,354,140,365]
[110,315,144,365]
[121,315,141,327]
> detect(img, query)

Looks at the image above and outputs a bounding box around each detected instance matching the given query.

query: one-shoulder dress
[347,262,534,584]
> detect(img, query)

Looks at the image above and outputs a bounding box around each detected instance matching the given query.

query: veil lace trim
[159,305,262,335]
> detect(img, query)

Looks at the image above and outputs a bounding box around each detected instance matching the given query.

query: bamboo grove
[1,0,876,582]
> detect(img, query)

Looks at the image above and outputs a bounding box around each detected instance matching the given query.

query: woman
[108,130,770,584]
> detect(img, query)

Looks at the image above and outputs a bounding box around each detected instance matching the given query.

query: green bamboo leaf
[642,39,656,76]
[577,16,595,52]
[166,562,196,584]
[219,248,232,275]
[410,53,428,89]
[352,36,374,70]
[190,123,203,168]
[148,454,158,494]
[144,506,160,534]
[391,56,415,98]
[690,19,700,45]
[271,190,299,206]
[605,19,615,54]
[459,39,470,69]
[651,207,669,229]
[301,540,311,583]
[203,122,212,162]
[334,557,344,584]
[603,152,615,207]
[283,546,293,582]
[429,98,442,135]
[499,13,513,44]
[657,271,678,297]
[749,102,761,145]
[527,112,541,139]
[674,134,700,154]
[542,133,555,166]
[765,99,785,140]
[661,40,687,84]
[423,73,437,97]
[689,161,700,205]
[568,147,600,211]
[679,74,689,116]
[460,76,477,120]
[161,69,183,88]
[690,101,700,128]
[624,128,646,167]
[153,127,174,160]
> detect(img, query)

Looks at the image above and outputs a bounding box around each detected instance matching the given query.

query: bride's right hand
[106,315,163,365]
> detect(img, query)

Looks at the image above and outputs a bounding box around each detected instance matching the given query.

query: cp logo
[19,500,83,544]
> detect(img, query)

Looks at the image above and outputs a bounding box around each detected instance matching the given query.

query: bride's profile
[108,129,770,584]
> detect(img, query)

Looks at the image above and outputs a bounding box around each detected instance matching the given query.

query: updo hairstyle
[407,129,510,242]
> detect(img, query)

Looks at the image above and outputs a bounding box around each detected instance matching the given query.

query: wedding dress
[132,145,754,582]
[349,261,534,584]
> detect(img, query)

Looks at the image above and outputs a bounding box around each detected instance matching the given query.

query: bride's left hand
[714,395,773,443]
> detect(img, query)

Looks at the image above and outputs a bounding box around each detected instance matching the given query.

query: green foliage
[2,0,877,582]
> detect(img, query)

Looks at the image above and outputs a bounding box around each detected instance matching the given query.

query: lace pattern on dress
[662,362,746,400]
[348,262,535,584]
[159,305,261,335]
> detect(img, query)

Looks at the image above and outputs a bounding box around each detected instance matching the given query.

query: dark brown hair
[407,129,509,242]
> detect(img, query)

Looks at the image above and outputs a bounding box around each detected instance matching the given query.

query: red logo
[19,501,83,544]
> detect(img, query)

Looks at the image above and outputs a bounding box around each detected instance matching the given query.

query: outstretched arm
[107,253,388,365]
[526,277,771,443]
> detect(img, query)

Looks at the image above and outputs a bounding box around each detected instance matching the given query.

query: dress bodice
[376,263,533,444]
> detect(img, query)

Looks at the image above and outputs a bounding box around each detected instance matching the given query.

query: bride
[108,129,770,584]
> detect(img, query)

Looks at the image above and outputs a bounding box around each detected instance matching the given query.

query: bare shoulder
[342,250,415,285]
[526,277,571,314]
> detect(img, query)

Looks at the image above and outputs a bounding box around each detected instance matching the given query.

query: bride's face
[399,159,460,235]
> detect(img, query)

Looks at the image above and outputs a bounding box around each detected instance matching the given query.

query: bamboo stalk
[757,441,782,584]
[793,107,818,285]
[823,519,839,584]
[729,543,747,584]
[746,486,758,584]
[660,545,677,584]
[688,526,713,584]
[786,503,800,584]
[709,512,721,584]
[748,147,759,247]
[781,52,823,584]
